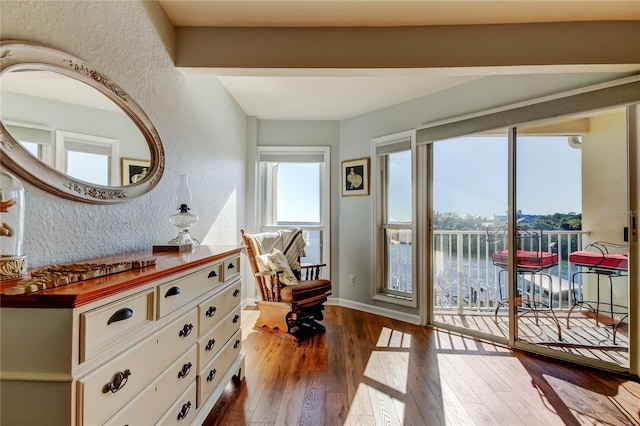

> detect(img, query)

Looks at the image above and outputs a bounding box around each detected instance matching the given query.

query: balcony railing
[384,228,590,311]
[433,229,588,312]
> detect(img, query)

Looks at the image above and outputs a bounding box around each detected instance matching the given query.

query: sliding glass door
[430,130,510,341]
[426,104,635,372]
[514,107,631,370]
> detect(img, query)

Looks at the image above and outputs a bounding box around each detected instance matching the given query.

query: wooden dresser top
[0,245,242,309]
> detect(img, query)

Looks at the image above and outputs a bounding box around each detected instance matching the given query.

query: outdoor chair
[567,241,629,343]
[487,225,561,338]
[241,228,331,342]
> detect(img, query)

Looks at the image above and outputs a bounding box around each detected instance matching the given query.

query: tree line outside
[432,211,583,260]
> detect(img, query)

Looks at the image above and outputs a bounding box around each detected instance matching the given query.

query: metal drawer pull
[177,362,192,379]
[165,286,181,298]
[205,306,217,317]
[177,401,191,420]
[107,308,133,325]
[179,323,193,337]
[227,263,235,270]
[102,369,131,393]
[205,338,216,351]
[233,314,240,323]
[234,339,241,349]
[233,289,240,297]
[208,270,218,279]
[206,369,217,382]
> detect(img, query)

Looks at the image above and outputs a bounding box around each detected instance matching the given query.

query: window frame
[55,130,119,186]
[257,146,331,277]
[4,121,54,166]
[372,129,418,307]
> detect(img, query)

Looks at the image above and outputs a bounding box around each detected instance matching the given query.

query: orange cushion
[569,250,628,270]
[493,250,558,270]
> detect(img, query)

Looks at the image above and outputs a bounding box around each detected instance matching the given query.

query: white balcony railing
[433,229,588,312]
[385,228,590,312]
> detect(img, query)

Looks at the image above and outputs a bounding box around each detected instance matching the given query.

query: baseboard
[245,296,420,325]
[326,297,421,325]
[241,297,257,309]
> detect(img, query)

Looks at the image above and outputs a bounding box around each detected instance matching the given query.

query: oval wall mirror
[0,40,165,204]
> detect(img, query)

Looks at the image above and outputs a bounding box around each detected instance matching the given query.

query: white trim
[419,75,640,129]
[256,145,331,279]
[372,129,418,308]
[55,130,119,186]
[3,120,55,165]
[628,104,639,377]
[328,297,421,325]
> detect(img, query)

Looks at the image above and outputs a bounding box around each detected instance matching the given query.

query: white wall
[582,109,629,308]
[1,1,247,267]
[3,91,148,164]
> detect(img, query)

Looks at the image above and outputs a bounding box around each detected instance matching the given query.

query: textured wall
[1,1,247,267]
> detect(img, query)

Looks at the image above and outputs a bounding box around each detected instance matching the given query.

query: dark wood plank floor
[204,305,640,426]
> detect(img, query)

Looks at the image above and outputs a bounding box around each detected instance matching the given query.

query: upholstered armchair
[241,229,331,342]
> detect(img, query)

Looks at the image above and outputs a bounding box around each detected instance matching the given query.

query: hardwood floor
[204,305,640,426]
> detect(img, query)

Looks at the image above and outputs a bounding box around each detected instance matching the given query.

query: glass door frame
[420,80,640,376]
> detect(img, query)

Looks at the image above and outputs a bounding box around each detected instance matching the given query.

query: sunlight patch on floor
[345,327,411,425]
[344,382,406,426]
[364,351,410,394]
[376,327,412,348]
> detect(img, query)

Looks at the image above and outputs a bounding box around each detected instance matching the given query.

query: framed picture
[121,158,151,185]
[341,157,369,196]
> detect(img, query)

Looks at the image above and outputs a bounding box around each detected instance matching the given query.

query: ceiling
[158,1,640,120]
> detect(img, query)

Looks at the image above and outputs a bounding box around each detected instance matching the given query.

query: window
[4,122,54,166]
[258,146,330,272]
[55,131,118,186]
[373,130,417,306]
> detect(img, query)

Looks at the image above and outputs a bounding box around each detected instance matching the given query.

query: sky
[276,163,321,223]
[433,135,582,218]
[272,134,583,225]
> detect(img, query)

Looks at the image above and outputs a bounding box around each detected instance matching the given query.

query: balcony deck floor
[434,310,629,368]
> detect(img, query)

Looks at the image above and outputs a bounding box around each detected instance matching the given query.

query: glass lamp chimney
[168,174,199,248]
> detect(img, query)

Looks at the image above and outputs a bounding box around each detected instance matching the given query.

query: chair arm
[300,263,327,269]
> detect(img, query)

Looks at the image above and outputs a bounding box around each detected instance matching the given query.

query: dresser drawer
[105,345,196,425]
[156,381,198,425]
[197,279,242,336]
[223,255,240,281]
[198,329,242,407]
[80,289,155,363]
[157,262,223,318]
[78,309,198,425]
[198,306,241,368]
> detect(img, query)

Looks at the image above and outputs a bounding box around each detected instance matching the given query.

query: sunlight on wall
[202,188,237,245]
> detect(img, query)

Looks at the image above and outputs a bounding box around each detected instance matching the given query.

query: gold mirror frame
[0,40,165,204]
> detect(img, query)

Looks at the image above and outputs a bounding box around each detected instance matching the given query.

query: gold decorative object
[4,257,157,295]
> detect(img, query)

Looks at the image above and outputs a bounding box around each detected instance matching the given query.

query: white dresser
[0,246,245,425]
